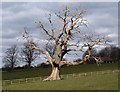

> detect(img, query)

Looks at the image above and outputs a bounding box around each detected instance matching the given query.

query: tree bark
[43,65,61,81]
[55,43,63,64]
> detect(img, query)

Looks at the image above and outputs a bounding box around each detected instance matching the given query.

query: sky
[1,2,118,67]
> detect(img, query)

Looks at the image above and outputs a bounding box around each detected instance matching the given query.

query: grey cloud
[1,2,118,67]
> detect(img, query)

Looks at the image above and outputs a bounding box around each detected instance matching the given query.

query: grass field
[2,63,118,80]
[2,63,118,90]
[3,72,118,90]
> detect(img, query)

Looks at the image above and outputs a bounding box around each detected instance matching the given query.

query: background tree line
[2,42,55,70]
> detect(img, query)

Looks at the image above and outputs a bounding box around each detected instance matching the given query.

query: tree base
[43,76,61,81]
[43,67,61,81]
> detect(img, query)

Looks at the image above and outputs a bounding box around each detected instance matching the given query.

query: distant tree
[98,45,120,62]
[110,45,120,61]
[3,45,18,70]
[21,42,39,68]
[98,46,111,57]
[39,62,50,68]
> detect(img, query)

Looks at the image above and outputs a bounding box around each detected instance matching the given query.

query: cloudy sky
[1,2,118,67]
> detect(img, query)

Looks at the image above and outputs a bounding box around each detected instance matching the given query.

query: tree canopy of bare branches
[21,42,39,68]
[18,6,108,81]
[3,45,18,70]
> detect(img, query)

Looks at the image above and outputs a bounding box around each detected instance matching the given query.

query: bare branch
[57,7,70,41]
[48,14,55,37]
[55,12,64,20]
[90,36,107,47]
[36,21,57,42]
[59,60,85,66]
[16,27,31,42]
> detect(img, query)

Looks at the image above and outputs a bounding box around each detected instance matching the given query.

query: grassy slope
[2,63,118,80]
[3,72,118,90]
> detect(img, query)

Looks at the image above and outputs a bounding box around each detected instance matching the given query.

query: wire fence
[2,70,119,86]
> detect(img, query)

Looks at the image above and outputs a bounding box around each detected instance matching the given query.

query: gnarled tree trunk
[44,65,61,81]
[44,44,62,81]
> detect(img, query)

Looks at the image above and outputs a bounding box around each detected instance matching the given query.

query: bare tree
[21,41,39,68]
[3,45,18,70]
[19,6,107,81]
[81,33,108,65]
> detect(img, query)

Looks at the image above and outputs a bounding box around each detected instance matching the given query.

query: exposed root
[43,76,61,81]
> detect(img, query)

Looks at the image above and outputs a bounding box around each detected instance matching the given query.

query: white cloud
[107,33,118,38]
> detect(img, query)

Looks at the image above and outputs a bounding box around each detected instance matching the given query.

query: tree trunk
[28,62,31,68]
[43,65,61,81]
[55,44,62,64]
[43,43,62,81]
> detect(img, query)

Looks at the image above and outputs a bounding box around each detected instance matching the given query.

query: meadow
[3,72,118,90]
[2,63,119,90]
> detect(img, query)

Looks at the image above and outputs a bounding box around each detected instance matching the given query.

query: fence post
[61,75,63,78]
[10,80,12,85]
[73,74,75,77]
[113,70,115,73]
[18,79,20,84]
[79,73,81,77]
[66,74,68,78]
[90,72,92,75]
[33,78,35,82]
[25,78,27,83]
[3,81,5,86]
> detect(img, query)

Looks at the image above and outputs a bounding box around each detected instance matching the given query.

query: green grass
[2,63,118,80]
[3,72,118,90]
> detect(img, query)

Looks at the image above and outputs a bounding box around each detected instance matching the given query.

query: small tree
[3,45,18,70]
[21,42,39,68]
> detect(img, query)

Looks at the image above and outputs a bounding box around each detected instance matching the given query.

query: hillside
[2,63,118,80]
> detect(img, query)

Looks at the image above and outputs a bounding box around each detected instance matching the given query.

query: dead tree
[18,6,107,81]
[3,45,18,70]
